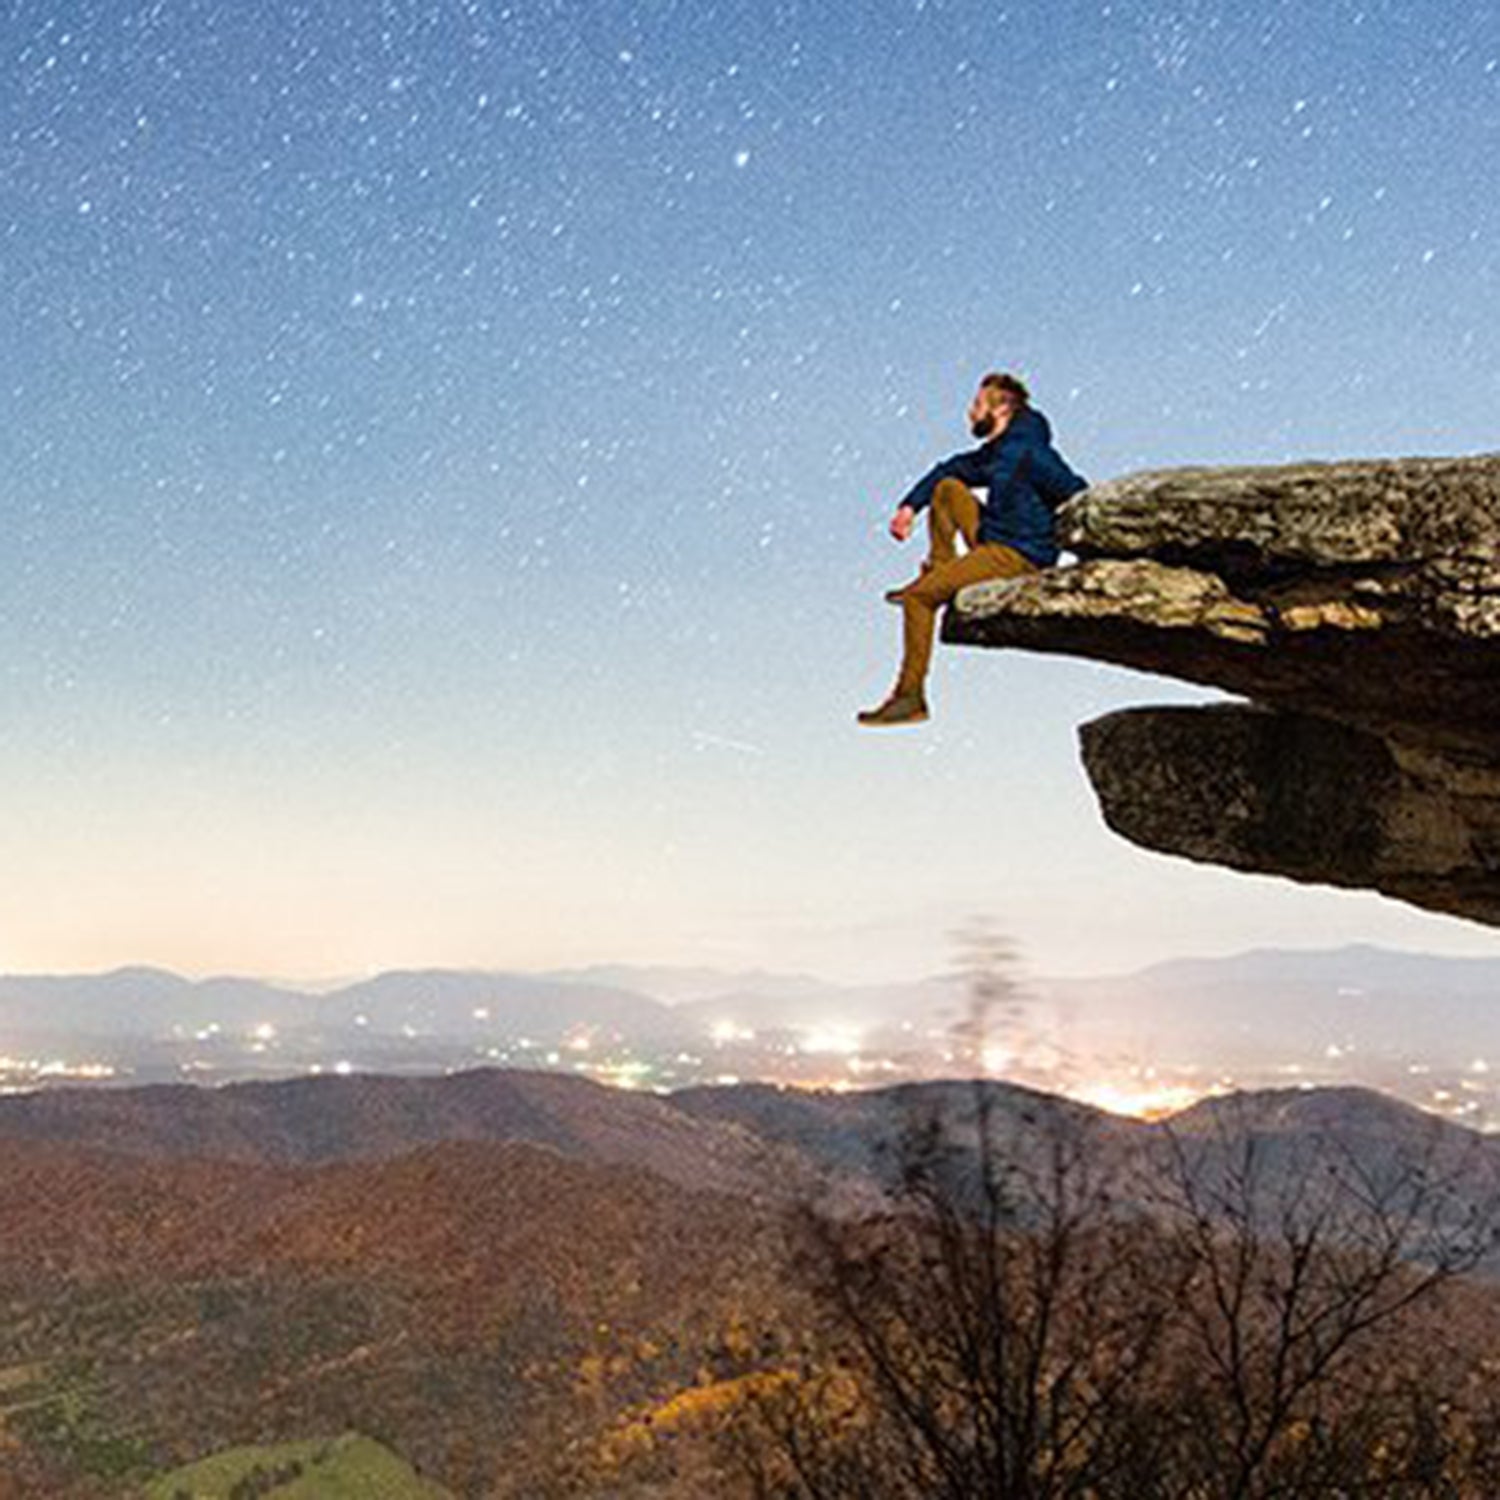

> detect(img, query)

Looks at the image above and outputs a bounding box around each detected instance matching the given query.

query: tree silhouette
[724,931,1500,1499]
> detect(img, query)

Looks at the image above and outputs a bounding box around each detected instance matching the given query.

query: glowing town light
[252,1022,277,1042]
[334,1060,354,1076]
[711,1020,753,1044]
[35,1059,116,1079]
[799,1024,862,1056]
[596,1060,652,1089]
[1071,1080,1208,1121]
[981,1043,1014,1075]
[472,1006,491,1021]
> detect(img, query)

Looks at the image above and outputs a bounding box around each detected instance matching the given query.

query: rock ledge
[945,454,1500,926]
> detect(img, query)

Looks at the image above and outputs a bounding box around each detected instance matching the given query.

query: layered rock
[944,454,1500,926]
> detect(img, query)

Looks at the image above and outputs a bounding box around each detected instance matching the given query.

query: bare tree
[720,932,1500,1500]
[722,930,1184,1498]
[1143,1099,1500,1498]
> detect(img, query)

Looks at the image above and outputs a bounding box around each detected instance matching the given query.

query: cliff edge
[945,454,1500,926]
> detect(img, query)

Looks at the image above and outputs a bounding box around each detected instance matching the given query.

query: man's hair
[979,372,1031,407]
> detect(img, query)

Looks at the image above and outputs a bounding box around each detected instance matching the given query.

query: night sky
[3,0,1498,981]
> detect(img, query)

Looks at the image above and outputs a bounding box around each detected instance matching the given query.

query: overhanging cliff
[944,454,1500,926]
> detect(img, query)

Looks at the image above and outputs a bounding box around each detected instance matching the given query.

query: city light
[799,1025,861,1056]
[5,973,1500,1138]
[1071,1079,1212,1121]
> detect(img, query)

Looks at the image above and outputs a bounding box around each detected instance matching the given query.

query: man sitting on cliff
[858,372,1087,727]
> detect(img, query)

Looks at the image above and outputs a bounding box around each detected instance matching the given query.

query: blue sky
[2,0,1497,980]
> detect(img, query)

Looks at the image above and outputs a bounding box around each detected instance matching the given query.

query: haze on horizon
[3,1,1498,986]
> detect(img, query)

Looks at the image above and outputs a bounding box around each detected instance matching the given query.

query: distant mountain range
[0,965,689,1044]
[1036,943,1500,1069]
[4,944,1500,1073]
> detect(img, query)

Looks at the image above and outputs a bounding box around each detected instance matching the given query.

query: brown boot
[857,691,929,727]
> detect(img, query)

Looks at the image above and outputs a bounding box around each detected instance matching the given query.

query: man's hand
[889,505,916,543]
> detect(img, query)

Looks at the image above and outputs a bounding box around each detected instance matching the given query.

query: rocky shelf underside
[943,454,1500,927]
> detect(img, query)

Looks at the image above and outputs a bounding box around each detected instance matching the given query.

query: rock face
[945,454,1500,926]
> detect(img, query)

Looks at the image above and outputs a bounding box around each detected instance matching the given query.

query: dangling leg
[861,543,1036,726]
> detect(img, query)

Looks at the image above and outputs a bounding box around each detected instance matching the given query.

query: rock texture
[944,454,1500,925]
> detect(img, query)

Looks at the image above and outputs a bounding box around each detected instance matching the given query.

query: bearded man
[859,373,1087,727]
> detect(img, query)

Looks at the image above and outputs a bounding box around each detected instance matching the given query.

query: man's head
[968,372,1031,439]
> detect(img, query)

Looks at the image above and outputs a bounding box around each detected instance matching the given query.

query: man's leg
[927,477,982,566]
[886,480,983,603]
[892,543,1036,703]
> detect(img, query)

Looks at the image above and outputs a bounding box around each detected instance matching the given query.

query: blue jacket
[897,406,1087,566]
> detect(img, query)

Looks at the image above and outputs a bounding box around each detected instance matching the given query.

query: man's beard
[970,412,997,439]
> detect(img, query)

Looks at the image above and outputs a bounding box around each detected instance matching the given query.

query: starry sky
[3,0,1498,983]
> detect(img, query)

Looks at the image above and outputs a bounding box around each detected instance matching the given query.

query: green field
[144,1431,456,1499]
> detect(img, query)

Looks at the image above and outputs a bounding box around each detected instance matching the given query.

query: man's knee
[904,560,965,606]
[932,477,973,512]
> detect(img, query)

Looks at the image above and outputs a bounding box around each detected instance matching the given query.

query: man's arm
[888,447,991,540]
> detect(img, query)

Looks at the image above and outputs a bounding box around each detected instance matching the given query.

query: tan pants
[896,478,1038,696]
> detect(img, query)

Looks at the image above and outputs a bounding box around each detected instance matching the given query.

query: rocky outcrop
[945,455,1500,926]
